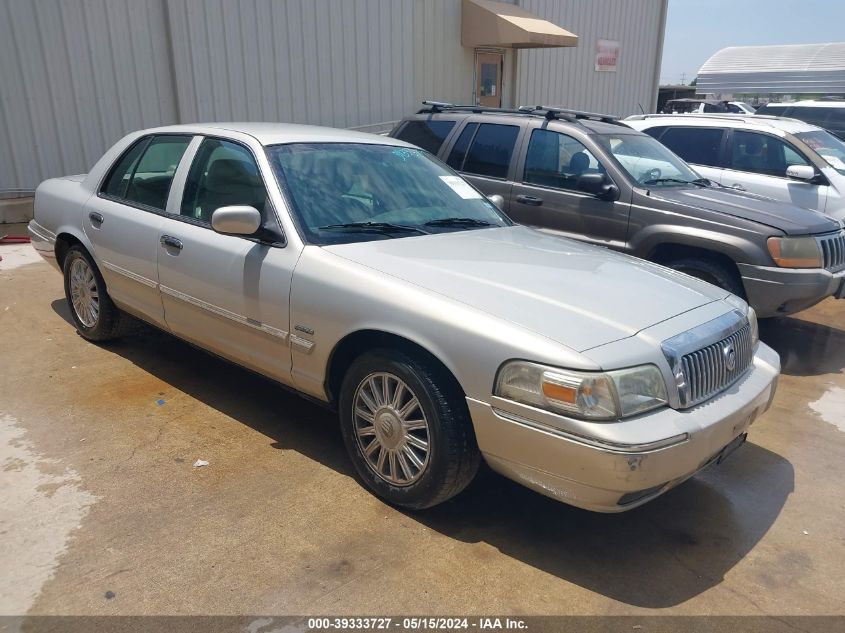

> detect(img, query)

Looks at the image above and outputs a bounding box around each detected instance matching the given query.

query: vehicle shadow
[51,299,795,608]
[760,316,845,377]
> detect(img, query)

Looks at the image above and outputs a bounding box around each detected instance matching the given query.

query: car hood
[649,186,838,235]
[324,226,730,352]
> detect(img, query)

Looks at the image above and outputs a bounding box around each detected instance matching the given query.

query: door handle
[516,195,543,206]
[89,212,104,226]
[160,235,183,251]
[730,184,746,191]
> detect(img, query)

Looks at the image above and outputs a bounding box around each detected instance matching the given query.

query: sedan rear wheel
[62,245,134,341]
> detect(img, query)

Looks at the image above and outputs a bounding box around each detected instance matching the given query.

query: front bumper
[738,262,845,317]
[467,343,780,512]
[27,220,59,271]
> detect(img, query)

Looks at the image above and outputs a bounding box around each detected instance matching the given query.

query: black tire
[62,245,134,341]
[664,256,746,298]
[339,348,480,509]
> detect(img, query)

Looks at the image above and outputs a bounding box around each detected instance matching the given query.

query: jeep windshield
[266,143,510,245]
[796,130,845,175]
[595,133,704,187]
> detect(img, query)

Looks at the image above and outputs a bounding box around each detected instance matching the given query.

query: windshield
[266,143,510,244]
[796,130,845,175]
[594,133,703,186]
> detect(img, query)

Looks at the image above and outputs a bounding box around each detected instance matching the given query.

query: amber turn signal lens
[542,381,577,404]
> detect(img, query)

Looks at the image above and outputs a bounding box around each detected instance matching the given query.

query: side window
[102,138,150,199]
[394,120,456,155]
[122,136,192,210]
[446,123,478,170]
[643,126,667,141]
[659,127,724,167]
[462,123,519,179]
[523,129,605,190]
[789,107,832,128]
[180,138,267,223]
[729,131,809,177]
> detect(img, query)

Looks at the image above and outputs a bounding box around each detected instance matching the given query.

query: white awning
[698,43,845,95]
[461,0,578,49]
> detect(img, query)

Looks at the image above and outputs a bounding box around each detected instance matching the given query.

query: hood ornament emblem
[723,343,736,372]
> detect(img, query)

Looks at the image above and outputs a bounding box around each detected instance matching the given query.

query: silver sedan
[29,123,780,511]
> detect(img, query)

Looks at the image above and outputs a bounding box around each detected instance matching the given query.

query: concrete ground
[1,236,844,617]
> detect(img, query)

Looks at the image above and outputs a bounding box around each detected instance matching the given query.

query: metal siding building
[0,0,667,193]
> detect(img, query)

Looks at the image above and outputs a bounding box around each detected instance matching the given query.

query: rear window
[394,120,456,155]
[461,123,519,179]
[657,127,724,167]
[788,107,834,128]
[756,104,788,116]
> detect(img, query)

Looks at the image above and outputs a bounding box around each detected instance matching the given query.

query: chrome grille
[819,231,845,272]
[680,324,753,407]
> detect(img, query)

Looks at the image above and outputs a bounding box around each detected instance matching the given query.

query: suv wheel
[339,349,480,509]
[664,256,745,298]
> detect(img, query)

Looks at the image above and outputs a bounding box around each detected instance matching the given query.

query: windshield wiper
[643,177,707,187]
[424,217,494,228]
[317,221,429,236]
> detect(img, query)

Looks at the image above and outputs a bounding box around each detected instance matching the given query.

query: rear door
[444,121,523,205]
[508,126,628,247]
[84,134,193,327]
[646,125,725,184]
[723,129,828,212]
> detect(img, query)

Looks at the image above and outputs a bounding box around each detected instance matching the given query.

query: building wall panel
[0,0,178,192]
[516,0,666,117]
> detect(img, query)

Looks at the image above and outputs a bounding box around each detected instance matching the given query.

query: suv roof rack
[418,100,624,126]
[626,112,810,128]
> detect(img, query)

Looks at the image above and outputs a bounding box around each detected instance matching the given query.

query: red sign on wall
[595,39,620,72]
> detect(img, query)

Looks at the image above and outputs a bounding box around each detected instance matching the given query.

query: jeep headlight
[495,361,668,420]
[767,236,822,268]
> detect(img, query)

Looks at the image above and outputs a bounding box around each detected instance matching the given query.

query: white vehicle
[756,99,845,140]
[625,114,845,220]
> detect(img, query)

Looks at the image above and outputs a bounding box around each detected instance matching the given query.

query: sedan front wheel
[339,349,480,509]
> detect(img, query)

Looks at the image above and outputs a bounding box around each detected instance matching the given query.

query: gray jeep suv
[391,102,845,317]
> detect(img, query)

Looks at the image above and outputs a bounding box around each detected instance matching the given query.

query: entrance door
[476,51,503,107]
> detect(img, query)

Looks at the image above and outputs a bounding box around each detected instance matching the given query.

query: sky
[659,0,845,85]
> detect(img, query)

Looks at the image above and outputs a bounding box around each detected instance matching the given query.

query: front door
[156,137,297,384]
[476,51,503,107]
[509,127,629,248]
[722,129,828,212]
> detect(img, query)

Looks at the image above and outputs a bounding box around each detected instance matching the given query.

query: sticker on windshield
[439,176,482,199]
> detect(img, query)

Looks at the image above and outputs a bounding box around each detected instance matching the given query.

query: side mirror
[786,165,818,182]
[211,205,262,236]
[487,194,505,210]
[577,173,620,201]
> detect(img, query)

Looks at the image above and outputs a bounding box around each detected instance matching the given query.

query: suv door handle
[89,212,104,226]
[730,184,746,191]
[516,195,543,206]
[160,235,183,251]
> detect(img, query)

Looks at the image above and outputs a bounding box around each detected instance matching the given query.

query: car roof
[133,122,415,148]
[624,113,821,136]
[762,100,845,109]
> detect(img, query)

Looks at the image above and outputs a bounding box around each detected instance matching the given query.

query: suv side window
[728,131,810,176]
[461,123,519,179]
[394,120,456,155]
[523,129,605,190]
[658,127,724,167]
[446,123,478,170]
[180,138,268,223]
[788,107,832,128]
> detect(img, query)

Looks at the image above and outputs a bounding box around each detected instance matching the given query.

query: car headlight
[748,306,759,346]
[767,236,822,268]
[725,295,758,347]
[494,361,668,420]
